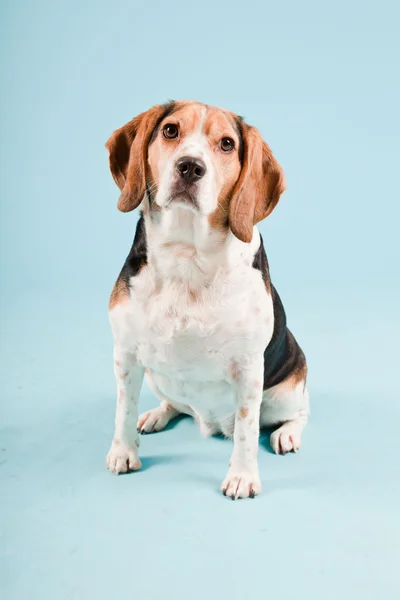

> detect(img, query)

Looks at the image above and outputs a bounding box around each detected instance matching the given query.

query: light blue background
[1,1,399,599]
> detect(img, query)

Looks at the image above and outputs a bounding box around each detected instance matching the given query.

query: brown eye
[220,137,235,153]
[163,123,179,139]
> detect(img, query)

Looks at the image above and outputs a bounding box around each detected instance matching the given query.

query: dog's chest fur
[110,227,274,421]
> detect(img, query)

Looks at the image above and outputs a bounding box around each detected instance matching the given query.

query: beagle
[105,101,309,499]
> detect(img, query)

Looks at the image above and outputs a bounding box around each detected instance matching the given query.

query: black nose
[176,156,206,183]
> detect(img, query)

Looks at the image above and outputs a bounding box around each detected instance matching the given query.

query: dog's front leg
[106,347,144,474]
[221,357,264,500]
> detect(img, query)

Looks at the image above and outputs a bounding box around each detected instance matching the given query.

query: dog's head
[106,101,285,243]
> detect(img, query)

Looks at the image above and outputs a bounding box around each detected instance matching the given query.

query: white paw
[106,439,141,474]
[137,406,174,434]
[270,425,301,454]
[220,471,262,500]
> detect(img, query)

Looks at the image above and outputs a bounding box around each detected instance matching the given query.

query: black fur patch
[251,235,271,291]
[252,236,307,389]
[117,215,147,289]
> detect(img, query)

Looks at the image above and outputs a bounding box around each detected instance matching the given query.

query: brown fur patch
[252,235,272,294]
[279,361,308,391]
[109,276,129,310]
[188,287,199,303]
[230,361,241,381]
[292,358,308,387]
[239,407,249,419]
[229,125,286,243]
[106,103,176,212]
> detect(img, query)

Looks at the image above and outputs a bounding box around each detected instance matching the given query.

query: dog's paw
[270,424,301,454]
[106,439,141,474]
[137,405,177,434]
[220,471,262,500]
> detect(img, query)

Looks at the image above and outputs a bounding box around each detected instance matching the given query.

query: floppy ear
[229,125,286,243]
[105,104,169,212]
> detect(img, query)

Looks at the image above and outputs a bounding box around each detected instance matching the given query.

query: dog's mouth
[167,190,199,211]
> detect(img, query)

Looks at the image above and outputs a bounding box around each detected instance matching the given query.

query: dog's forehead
[168,101,204,128]
[169,102,239,135]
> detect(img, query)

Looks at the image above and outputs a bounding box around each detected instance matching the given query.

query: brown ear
[229,125,286,243]
[105,104,170,212]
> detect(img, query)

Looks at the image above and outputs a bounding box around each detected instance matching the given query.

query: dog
[105,100,309,499]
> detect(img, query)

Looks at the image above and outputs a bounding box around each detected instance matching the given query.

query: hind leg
[137,401,181,434]
[137,370,193,434]
[261,377,310,454]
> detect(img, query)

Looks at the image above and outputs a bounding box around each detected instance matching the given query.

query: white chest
[110,264,273,380]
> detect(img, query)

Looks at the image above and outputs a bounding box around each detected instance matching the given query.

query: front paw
[106,439,141,474]
[220,470,262,500]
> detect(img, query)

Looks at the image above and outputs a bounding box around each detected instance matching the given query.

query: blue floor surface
[1,289,399,600]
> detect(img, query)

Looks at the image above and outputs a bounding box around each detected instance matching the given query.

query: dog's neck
[143,204,260,292]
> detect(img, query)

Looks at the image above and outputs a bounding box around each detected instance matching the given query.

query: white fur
[106,123,309,499]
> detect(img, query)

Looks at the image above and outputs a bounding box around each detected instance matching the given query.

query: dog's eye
[163,124,179,139]
[220,137,235,153]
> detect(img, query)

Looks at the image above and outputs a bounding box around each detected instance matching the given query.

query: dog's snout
[176,156,206,183]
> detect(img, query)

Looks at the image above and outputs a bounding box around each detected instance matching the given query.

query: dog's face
[147,103,242,219]
[106,101,286,243]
